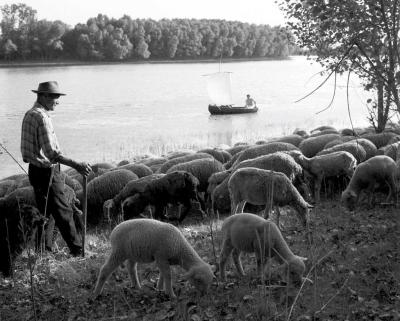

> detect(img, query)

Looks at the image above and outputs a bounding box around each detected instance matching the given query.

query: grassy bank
[1,197,399,321]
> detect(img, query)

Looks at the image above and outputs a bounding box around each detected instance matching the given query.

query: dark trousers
[28,164,81,254]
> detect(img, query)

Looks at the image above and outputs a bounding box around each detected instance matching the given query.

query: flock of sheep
[1,124,400,299]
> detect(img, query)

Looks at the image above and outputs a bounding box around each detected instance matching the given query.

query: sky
[1,0,286,27]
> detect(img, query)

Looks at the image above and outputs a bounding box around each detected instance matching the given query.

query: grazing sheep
[93,218,214,298]
[294,151,357,203]
[79,169,138,225]
[219,213,306,285]
[378,141,400,161]
[0,179,18,197]
[299,134,341,157]
[207,170,231,197]
[269,134,304,147]
[228,168,312,227]
[158,153,213,174]
[112,163,153,178]
[198,148,232,163]
[122,171,204,223]
[229,142,300,169]
[226,144,250,156]
[0,205,46,277]
[341,155,397,210]
[360,132,398,149]
[103,174,165,222]
[166,158,225,203]
[211,176,231,214]
[0,185,83,254]
[317,141,367,163]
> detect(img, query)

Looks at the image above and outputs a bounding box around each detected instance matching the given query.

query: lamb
[122,171,204,222]
[93,218,214,298]
[317,141,367,163]
[77,169,138,225]
[229,142,300,169]
[103,174,165,223]
[299,133,341,157]
[219,213,306,286]
[341,155,397,210]
[0,205,46,277]
[228,168,312,227]
[157,153,213,173]
[293,151,357,203]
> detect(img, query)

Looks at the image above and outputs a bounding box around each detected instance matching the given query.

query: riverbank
[0,56,294,68]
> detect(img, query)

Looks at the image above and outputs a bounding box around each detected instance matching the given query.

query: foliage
[277,0,400,132]
[0,3,298,62]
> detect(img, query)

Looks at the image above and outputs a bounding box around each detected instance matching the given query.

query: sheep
[310,125,337,133]
[299,134,341,157]
[93,218,214,298]
[340,128,356,136]
[78,169,138,225]
[309,129,340,137]
[0,205,46,277]
[269,134,304,147]
[207,170,231,197]
[224,150,246,169]
[229,142,300,169]
[157,153,213,174]
[228,168,312,227]
[292,128,309,138]
[0,179,18,197]
[317,141,367,163]
[219,213,306,286]
[323,136,356,149]
[112,163,153,178]
[166,158,225,206]
[0,185,83,253]
[165,150,194,159]
[293,151,357,203]
[122,171,204,223]
[197,148,232,163]
[211,176,231,214]
[103,174,165,223]
[341,155,397,210]
[360,132,398,149]
[225,144,250,156]
[378,141,400,160]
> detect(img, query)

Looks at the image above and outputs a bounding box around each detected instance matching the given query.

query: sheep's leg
[93,251,125,297]
[230,198,237,215]
[237,201,246,213]
[219,239,233,281]
[156,259,175,298]
[232,248,245,277]
[126,259,141,289]
[314,176,322,203]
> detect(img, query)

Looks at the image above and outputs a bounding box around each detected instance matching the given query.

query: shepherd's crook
[82,176,88,257]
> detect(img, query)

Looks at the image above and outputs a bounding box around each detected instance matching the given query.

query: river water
[0,56,371,179]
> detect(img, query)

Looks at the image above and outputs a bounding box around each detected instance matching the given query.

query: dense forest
[0,3,301,62]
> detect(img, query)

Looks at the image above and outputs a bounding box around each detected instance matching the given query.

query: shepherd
[21,81,92,256]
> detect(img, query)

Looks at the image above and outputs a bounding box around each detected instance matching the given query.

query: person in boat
[245,94,256,108]
[21,81,92,257]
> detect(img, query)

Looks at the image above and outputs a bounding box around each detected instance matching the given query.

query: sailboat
[204,71,258,115]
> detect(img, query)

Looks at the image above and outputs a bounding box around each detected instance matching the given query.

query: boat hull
[208,104,258,115]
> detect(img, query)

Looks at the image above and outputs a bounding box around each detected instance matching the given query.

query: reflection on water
[0,57,371,179]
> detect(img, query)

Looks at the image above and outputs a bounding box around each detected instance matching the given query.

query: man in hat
[21,81,92,256]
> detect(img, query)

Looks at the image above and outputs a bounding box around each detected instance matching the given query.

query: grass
[1,194,399,321]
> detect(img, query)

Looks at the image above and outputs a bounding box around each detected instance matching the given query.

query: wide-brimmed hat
[32,81,66,95]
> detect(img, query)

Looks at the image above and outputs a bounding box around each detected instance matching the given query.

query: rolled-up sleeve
[37,114,62,163]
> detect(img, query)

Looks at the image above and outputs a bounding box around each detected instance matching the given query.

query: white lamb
[292,150,357,203]
[341,155,397,210]
[93,219,214,298]
[219,213,306,285]
[228,167,312,227]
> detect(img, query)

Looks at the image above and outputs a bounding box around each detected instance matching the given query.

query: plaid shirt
[21,102,62,168]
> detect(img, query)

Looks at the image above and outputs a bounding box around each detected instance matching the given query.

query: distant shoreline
[0,56,294,68]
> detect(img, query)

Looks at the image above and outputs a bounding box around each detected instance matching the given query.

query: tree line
[0,3,301,62]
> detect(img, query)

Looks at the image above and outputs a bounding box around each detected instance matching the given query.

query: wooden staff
[82,176,88,257]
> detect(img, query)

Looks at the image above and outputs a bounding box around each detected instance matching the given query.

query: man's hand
[75,162,92,177]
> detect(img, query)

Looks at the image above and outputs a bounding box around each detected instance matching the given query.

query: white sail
[205,72,233,105]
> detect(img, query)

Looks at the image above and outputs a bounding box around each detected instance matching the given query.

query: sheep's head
[184,264,214,295]
[276,256,307,287]
[341,190,357,211]
[122,194,147,220]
